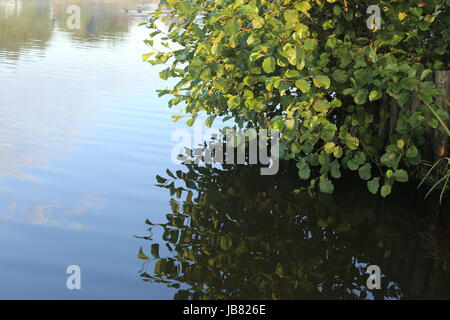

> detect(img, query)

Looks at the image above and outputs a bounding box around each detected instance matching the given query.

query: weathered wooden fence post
[434,71,450,159]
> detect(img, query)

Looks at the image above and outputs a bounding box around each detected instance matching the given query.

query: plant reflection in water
[137,144,450,300]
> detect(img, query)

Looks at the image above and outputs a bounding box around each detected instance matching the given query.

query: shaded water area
[139,158,450,300]
[0,0,449,299]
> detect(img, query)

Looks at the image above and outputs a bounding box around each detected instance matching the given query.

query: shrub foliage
[144,0,450,196]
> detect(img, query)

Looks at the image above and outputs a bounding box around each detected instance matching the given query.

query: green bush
[144,0,450,196]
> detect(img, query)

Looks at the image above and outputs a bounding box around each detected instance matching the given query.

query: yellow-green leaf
[313,75,330,89]
[344,133,359,150]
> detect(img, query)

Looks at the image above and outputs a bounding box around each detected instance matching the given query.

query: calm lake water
[0,0,449,300]
[0,0,181,299]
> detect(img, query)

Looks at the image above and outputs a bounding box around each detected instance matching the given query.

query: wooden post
[411,91,420,114]
[389,97,399,137]
[434,71,450,159]
[378,93,389,146]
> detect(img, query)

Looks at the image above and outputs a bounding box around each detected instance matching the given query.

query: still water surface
[0,0,180,299]
[0,0,449,299]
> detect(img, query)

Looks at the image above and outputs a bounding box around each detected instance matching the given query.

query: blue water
[0,0,180,299]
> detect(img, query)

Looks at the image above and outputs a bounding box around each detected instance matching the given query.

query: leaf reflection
[139,148,449,299]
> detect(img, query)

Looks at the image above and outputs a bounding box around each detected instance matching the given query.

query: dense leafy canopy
[144,0,450,196]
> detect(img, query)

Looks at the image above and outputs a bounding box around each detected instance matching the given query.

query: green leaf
[419,94,433,104]
[348,159,359,171]
[286,118,296,131]
[393,169,409,182]
[295,1,311,16]
[321,122,337,142]
[397,92,410,106]
[358,164,372,181]
[381,184,392,198]
[297,158,310,179]
[333,4,341,15]
[319,151,330,166]
[284,10,298,23]
[159,68,171,80]
[212,78,227,92]
[295,79,311,93]
[252,16,264,29]
[333,146,343,158]
[367,177,380,194]
[186,118,195,127]
[314,99,330,113]
[224,19,241,36]
[142,52,154,62]
[291,142,302,154]
[380,152,397,168]
[319,178,334,194]
[285,70,301,78]
[386,169,393,178]
[271,119,284,131]
[354,88,368,104]
[332,69,347,83]
[227,95,241,109]
[419,21,430,31]
[406,146,419,159]
[344,133,359,150]
[324,142,335,154]
[171,115,184,122]
[369,89,382,102]
[205,115,216,127]
[262,57,276,73]
[398,12,407,21]
[313,75,331,89]
[330,160,342,178]
[353,151,366,165]
[368,48,378,63]
[331,98,342,108]
[420,69,432,80]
